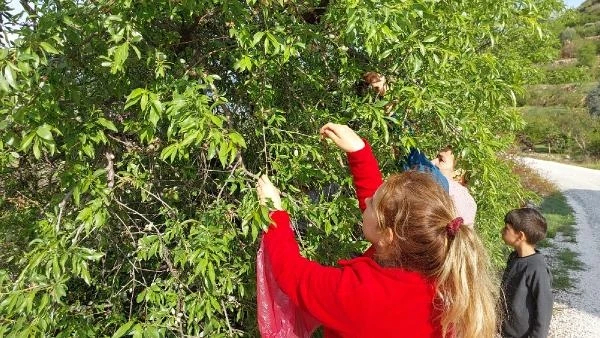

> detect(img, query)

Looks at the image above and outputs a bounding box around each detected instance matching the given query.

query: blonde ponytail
[436,227,500,337]
[372,171,499,337]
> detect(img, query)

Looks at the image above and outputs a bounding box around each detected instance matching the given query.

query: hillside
[581,0,600,14]
[516,4,600,163]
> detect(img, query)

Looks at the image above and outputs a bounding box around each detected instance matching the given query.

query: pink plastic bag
[257,238,320,337]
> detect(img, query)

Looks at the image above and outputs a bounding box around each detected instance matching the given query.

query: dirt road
[520,157,600,337]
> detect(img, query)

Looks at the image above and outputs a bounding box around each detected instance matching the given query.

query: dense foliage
[0,0,561,336]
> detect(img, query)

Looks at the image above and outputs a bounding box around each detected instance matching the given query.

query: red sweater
[262,143,442,337]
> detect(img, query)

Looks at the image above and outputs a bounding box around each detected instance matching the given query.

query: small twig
[216,156,242,202]
[107,134,138,150]
[56,190,73,233]
[221,299,234,336]
[137,185,177,217]
[105,151,115,188]
[262,124,269,174]
[115,198,153,224]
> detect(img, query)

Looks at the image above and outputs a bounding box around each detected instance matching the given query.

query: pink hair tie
[446,217,463,237]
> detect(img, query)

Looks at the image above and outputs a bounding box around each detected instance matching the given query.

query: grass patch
[539,192,577,245]
[510,159,557,197]
[551,248,585,290]
[536,192,582,290]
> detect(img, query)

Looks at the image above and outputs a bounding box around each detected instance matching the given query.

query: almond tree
[0,0,561,336]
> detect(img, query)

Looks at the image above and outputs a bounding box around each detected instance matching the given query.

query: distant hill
[580,0,600,14]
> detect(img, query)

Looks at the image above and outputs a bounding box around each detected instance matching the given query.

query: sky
[565,0,586,8]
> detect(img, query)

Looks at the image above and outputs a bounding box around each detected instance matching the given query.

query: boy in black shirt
[501,208,553,338]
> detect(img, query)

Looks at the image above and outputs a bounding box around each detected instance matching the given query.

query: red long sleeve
[261,142,441,337]
[262,211,440,337]
[263,211,361,334]
[347,141,384,212]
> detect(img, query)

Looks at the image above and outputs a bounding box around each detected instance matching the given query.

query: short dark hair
[504,208,548,245]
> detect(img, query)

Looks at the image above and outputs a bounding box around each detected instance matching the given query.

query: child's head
[361,171,498,337]
[362,171,455,269]
[503,207,547,246]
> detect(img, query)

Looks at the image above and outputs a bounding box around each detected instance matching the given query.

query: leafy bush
[575,21,600,37]
[520,106,600,156]
[533,64,594,84]
[560,27,579,43]
[577,40,598,67]
[589,131,600,156]
[0,0,558,336]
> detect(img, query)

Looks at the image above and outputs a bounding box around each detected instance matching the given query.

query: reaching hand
[320,123,365,152]
[256,175,283,210]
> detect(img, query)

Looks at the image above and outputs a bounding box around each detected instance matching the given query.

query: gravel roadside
[520,157,600,338]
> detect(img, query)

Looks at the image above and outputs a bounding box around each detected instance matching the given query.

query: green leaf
[97,118,118,132]
[208,262,216,286]
[36,125,53,141]
[143,326,160,338]
[131,44,141,59]
[150,98,162,114]
[4,66,16,89]
[412,56,422,75]
[19,132,36,151]
[132,324,143,338]
[252,32,265,47]
[125,88,145,109]
[111,42,129,74]
[140,94,148,112]
[40,42,60,54]
[0,73,9,92]
[229,132,246,148]
[218,142,229,167]
[160,143,178,162]
[149,108,160,127]
[234,55,253,72]
[32,141,41,159]
[112,321,134,338]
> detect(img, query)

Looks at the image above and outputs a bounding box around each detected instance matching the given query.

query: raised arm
[320,123,383,212]
[256,176,363,332]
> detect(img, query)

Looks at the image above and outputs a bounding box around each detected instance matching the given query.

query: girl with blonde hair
[257,123,498,337]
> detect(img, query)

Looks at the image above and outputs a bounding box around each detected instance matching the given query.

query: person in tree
[256,123,498,337]
[500,208,553,338]
[401,145,477,227]
[431,147,478,226]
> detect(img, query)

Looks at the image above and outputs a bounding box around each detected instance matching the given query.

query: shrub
[586,82,600,116]
[576,40,598,67]
[520,106,600,157]
[534,65,593,84]
[560,27,578,43]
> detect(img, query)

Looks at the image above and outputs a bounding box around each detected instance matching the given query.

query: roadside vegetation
[517,3,600,168]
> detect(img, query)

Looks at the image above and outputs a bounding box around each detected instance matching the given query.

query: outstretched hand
[320,123,365,152]
[256,175,283,210]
